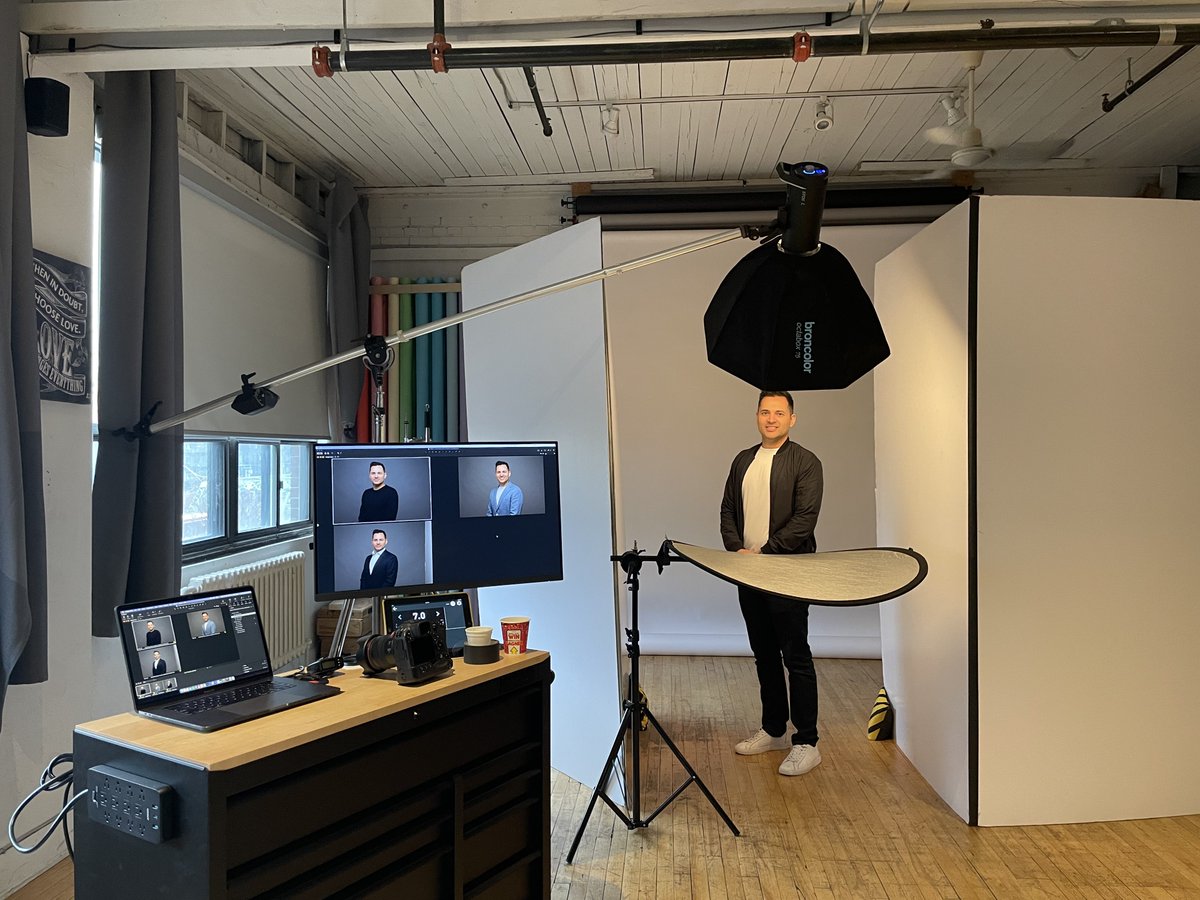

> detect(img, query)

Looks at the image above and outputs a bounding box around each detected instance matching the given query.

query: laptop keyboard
[166,679,292,713]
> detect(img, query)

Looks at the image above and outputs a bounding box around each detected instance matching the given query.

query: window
[183,437,316,560]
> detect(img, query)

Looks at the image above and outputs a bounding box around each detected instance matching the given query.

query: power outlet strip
[87,765,174,843]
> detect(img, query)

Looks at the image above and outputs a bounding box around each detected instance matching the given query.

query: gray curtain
[91,71,184,637]
[326,179,370,440]
[0,6,49,727]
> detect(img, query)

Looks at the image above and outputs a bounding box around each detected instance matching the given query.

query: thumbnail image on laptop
[116,585,339,732]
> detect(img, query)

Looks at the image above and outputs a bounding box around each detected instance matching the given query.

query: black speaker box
[25,77,70,138]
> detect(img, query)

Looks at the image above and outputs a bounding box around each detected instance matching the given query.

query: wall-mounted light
[602,104,620,135]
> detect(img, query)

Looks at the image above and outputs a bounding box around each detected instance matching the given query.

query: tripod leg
[643,706,741,837]
[566,705,635,863]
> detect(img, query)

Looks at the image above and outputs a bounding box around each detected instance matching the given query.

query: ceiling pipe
[312,22,1200,75]
[1101,44,1195,111]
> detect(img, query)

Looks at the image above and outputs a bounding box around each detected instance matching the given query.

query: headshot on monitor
[312,441,563,601]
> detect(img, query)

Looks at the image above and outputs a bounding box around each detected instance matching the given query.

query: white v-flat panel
[461,219,621,789]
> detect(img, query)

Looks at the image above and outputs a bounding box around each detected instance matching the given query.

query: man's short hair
[495,460,510,470]
[369,461,386,471]
[758,390,794,413]
[372,528,387,539]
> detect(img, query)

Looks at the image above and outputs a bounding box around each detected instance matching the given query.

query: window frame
[182,435,315,564]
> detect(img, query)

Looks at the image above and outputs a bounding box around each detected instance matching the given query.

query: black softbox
[704,240,890,390]
[704,161,890,391]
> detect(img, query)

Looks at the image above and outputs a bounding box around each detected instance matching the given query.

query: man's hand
[736,548,761,554]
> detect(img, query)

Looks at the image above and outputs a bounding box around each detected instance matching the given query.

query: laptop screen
[116,586,274,709]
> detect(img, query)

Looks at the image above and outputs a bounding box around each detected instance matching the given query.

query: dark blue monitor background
[313,442,563,601]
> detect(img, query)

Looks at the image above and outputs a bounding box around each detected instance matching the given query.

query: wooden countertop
[76,650,549,772]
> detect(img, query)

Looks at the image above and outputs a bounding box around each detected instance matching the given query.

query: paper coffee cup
[499,616,530,654]
[465,626,492,647]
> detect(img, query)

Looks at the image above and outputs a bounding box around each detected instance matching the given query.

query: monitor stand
[302,596,377,677]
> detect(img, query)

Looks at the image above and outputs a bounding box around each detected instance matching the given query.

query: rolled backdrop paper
[668,541,927,606]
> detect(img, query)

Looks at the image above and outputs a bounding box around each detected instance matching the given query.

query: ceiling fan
[857,51,1084,178]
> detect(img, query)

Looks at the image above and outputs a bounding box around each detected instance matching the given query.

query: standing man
[720,390,824,777]
[360,529,400,590]
[358,461,400,522]
[486,461,524,516]
[201,611,217,636]
[144,621,162,646]
[151,651,167,676]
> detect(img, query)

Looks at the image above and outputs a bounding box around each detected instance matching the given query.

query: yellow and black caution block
[867,687,894,741]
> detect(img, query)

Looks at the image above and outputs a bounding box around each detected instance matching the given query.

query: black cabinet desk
[73,651,551,899]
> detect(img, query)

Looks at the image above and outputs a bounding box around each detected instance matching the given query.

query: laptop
[116,585,340,732]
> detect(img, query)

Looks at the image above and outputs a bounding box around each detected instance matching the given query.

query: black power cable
[6,753,87,859]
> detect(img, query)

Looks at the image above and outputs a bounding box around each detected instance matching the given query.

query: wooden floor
[12,656,1200,899]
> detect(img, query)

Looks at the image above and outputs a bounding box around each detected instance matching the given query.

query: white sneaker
[778,744,821,776]
[734,728,790,755]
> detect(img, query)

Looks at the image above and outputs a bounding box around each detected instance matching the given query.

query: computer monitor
[312,441,563,601]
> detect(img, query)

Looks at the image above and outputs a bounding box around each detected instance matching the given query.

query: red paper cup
[499,616,530,654]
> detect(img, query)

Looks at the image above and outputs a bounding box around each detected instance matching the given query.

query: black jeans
[738,586,818,746]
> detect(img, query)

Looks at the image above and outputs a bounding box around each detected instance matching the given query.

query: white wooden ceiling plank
[318,73,459,186]
[331,72,457,184]
[671,62,727,180]
[992,47,1134,150]
[405,70,520,177]
[1074,59,1200,164]
[638,63,665,180]
[451,69,538,177]
[689,62,732,180]
[392,71,497,177]
[1065,49,1200,159]
[363,71,471,180]
[705,61,761,180]
[181,70,345,181]
[484,69,559,175]
[729,57,806,180]
[652,62,690,180]
[255,67,397,185]
[594,64,639,172]
[530,66,590,174]
[569,65,614,173]
[835,92,906,174]
[748,98,807,175]
[840,93,902,169]
[774,57,849,174]
[546,67,598,173]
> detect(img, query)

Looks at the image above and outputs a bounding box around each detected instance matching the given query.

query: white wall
[460,219,622,789]
[1,72,126,895]
[604,225,922,658]
[874,202,972,823]
[975,196,1200,824]
[179,182,329,438]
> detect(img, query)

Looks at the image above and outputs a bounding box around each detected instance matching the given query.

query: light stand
[566,543,739,863]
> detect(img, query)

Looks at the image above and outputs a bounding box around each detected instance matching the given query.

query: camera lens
[355,632,396,675]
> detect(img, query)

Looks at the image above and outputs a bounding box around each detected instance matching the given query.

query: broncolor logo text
[794,321,815,373]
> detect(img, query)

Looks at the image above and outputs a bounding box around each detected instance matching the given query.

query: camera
[356,619,452,684]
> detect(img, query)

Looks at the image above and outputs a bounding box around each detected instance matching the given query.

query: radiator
[184,551,309,666]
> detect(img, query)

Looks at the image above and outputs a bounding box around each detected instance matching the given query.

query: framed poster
[34,248,90,403]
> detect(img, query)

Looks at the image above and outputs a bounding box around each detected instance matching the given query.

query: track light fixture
[602,104,620,135]
[814,97,834,132]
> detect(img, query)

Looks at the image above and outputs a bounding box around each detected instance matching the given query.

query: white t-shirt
[741,445,778,551]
